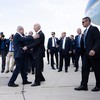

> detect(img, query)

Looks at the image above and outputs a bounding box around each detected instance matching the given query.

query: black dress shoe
[5,70,9,73]
[74,69,78,72]
[65,70,68,73]
[52,67,56,70]
[22,81,32,85]
[11,70,14,73]
[74,85,88,91]
[8,83,19,87]
[1,70,4,73]
[40,79,45,82]
[58,70,62,72]
[31,83,40,87]
[91,87,100,92]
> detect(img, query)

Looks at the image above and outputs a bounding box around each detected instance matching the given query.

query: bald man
[8,26,39,87]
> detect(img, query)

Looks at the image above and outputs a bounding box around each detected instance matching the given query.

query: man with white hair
[8,26,39,87]
[23,23,45,86]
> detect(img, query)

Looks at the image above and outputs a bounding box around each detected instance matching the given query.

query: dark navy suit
[8,33,33,84]
[81,25,100,88]
[47,37,59,69]
[27,31,45,84]
[74,34,84,70]
[0,38,8,72]
[69,39,75,66]
[58,37,71,71]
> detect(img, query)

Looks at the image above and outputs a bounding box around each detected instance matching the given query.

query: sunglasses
[82,20,87,23]
[82,21,85,23]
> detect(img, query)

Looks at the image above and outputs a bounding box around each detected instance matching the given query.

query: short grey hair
[17,26,24,32]
[34,23,41,29]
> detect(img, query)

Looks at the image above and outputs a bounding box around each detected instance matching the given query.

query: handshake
[23,34,40,51]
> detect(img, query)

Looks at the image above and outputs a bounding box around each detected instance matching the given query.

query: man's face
[34,26,39,32]
[62,33,66,37]
[77,29,81,35]
[82,19,90,28]
[19,28,24,34]
[51,33,55,37]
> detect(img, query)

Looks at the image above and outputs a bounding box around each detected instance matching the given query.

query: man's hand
[33,34,40,39]
[23,46,27,51]
[73,50,75,54]
[89,50,95,56]
[69,51,72,54]
[48,50,50,53]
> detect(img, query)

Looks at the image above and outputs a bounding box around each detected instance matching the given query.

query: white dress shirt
[62,37,66,49]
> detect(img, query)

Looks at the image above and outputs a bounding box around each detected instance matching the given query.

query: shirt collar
[36,30,41,34]
[86,25,91,31]
[17,32,24,37]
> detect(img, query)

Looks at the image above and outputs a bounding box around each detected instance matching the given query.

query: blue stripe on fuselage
[85,0,98,13]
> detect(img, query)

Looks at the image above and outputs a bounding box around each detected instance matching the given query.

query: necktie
[54,39,56,47]
[78,35,81,47]
[84,29,87,48]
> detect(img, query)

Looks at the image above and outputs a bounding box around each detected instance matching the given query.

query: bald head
[62,32,66,37]
[28,31,33,36]
[17,26,24,34]
[77,28,82,35]
[34,23,41,32]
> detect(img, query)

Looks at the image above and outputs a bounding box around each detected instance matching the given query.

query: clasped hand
[23,46,27,51]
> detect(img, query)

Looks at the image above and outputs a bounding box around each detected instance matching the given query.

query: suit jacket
[58,37,71,53]
[47,37,59,50]
[0,38,9,55]
[27,31,45,58]
[84,25,100,58]
[5,39,13,53]
[13,33,33,59]
[70,39,75,51]
[75,34,84,55]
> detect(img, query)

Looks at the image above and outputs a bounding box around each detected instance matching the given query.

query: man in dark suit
[58,32,71,73]
[47,32,59,70]
[8,26,38,87]
[24,31,35,74]
[0,32,8,73]
[69,35,75,66]
[23,23,45,86]
[74,17,100,92]
[74,28,84,72]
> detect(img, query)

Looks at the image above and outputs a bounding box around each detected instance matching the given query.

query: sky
[0,0,88,43]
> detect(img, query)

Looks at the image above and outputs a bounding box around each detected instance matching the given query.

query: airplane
[85,0,100,25]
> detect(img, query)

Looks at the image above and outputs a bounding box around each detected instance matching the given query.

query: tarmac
[0,58,100,100]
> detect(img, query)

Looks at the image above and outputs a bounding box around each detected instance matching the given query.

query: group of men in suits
[47,17,100,92]
[47,30,85,73]
[0,33,15,73]
[47,32,72,72]
[1,16,100,92]
[8,23,45,87]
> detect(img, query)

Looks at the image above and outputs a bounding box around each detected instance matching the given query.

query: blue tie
[78,35,80,47]
[84,29,87,48]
